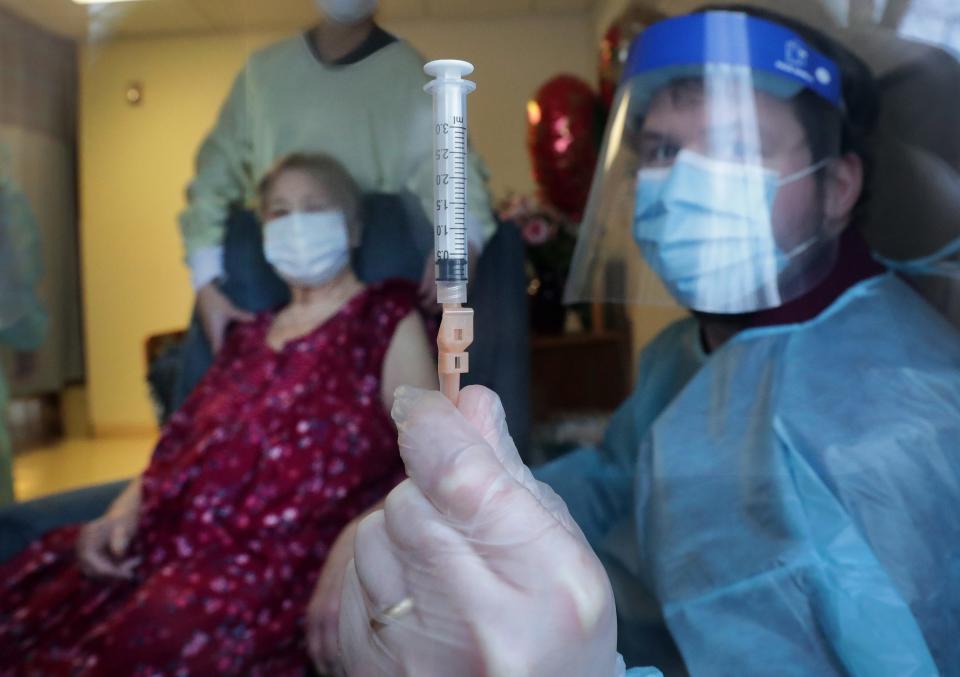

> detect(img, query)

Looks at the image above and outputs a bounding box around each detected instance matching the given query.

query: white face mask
[263,211,351,287]
[314,0,378,24]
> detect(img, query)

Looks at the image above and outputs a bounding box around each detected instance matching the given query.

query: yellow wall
[80,15,596,433]
[80,31,282,434]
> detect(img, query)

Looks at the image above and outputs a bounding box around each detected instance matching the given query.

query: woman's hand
[307,519,361,675]
[338,386,624,677]
[76,508,140,580]
[197,283,255,353]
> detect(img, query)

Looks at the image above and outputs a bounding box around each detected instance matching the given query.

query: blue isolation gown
[539,273,960,676]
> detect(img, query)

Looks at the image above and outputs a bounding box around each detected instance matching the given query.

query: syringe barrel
[425,60,475,304]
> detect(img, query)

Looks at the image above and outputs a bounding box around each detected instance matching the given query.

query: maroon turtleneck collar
[745,227,886,329]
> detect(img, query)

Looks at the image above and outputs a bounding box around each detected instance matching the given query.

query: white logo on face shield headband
[633,149,828,314]
[264,211,350,287]
[314,0,378,24]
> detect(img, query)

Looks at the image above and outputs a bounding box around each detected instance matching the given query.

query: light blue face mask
[633,149,828,313]
[263,210,351,286]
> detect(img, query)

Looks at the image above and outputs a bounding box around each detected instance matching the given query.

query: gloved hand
[339,385,625,677]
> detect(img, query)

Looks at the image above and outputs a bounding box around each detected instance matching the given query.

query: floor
[13,435,155,502]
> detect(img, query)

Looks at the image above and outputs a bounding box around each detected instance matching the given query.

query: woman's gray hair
[257,152,363,242]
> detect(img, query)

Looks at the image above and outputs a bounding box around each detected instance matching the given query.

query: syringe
[424,59,475,403]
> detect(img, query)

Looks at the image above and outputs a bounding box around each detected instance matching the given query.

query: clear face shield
[566,11,846,314]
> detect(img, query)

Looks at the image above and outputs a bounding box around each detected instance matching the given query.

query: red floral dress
[0,280,418,676]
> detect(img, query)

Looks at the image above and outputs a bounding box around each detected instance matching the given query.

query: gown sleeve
[177,68,254,288]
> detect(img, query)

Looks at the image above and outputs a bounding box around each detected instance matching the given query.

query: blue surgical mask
[264,210,350,286]
[633,149,827,313]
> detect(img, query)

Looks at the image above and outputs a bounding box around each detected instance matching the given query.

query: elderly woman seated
[0,153,436,673]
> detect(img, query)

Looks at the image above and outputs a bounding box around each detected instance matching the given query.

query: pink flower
[522,217,553,246]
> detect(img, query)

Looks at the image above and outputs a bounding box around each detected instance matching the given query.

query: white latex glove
[339,385,626,677]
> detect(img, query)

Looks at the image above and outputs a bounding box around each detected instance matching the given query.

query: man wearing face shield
[179,0,497,355]
[549,7,960,673]
[332,7,960,677]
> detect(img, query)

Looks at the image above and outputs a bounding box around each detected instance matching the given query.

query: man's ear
[822,152,864,236]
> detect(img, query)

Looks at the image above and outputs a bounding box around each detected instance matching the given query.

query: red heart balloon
[527,75,600,221]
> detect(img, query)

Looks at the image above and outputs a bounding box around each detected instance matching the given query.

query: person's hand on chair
[197,282,255,353]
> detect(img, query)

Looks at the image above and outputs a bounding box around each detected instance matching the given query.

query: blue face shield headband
[621,11,843,109]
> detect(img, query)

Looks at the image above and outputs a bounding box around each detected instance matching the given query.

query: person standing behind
[180,0,497,353]
[0,158,47,504]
